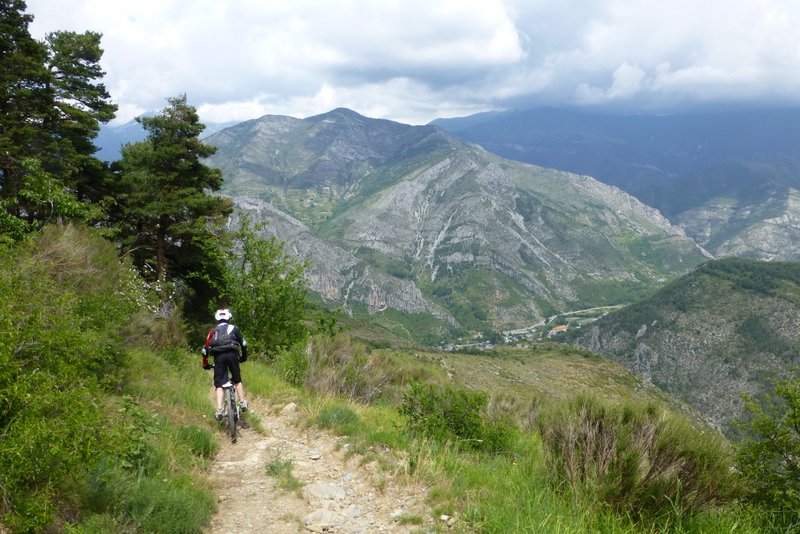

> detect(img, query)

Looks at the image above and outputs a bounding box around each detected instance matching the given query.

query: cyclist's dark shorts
[213,351,242,388]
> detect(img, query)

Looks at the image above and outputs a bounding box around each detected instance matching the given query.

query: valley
[501,304,624,342]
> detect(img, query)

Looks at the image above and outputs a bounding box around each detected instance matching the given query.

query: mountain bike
[219,377,241,443]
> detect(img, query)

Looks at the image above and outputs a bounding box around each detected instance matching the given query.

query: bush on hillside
[290,334,442,404]
[487,391,545,431]
[0,224,148,531]
[735,371,800,530]
[300,334,390,402]
[222,214,310,356]
[316,404,360,435]
[401,382,515,454]
[536,395,739,522]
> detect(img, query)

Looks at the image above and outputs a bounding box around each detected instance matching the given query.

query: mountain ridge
[204,108,709,341]
[433,106,800,261]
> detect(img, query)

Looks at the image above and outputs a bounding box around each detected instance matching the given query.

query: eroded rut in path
[206,399,433,534]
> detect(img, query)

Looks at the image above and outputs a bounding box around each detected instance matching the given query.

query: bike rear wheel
[227,388,237,442]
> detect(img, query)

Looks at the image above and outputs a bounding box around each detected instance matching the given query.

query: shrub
[316,404,360,435]
[0,225,148,530]
[125,475,213,534]
[536,395,738,521]
[82,466,213,534]
[487,391,545,431]
[274,344,309,387]
[0,225,218,532]
[303,334,391,402]
[735,371,800,530]
[400,383,514,454]
[222,214,310,355]
[80,413,215,534]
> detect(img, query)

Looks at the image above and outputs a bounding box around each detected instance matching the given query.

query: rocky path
[205,399,435,534]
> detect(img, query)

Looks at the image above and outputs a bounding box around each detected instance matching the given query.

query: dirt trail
[205,398,435,534]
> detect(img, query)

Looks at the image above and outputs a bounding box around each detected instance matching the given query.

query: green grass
[352,306,456,345]
[392,513,424,526]
[65,349,308,533]
[59,351,221,533]
[395,426,761,534]
[315,404,360,434]
[266,455,304,494]
[124,348,214,418]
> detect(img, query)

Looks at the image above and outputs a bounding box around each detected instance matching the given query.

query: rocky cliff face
[206,109,709,339]
[230,196,454,323]
[676,188,800,260]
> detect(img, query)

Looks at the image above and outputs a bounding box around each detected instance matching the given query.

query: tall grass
[123,348,213,417]
[403,427,760,533]
[405,435,623,533]
[303,333,391,401]
[535,395,740,522]
[276,333,440,404]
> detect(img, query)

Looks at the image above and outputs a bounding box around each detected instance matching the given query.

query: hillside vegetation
[0,225,215,532]
[569,257,800,435]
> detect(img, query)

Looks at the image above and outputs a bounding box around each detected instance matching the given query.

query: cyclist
[202,308,249,420]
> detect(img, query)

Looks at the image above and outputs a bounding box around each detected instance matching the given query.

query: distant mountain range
[433,107,800,261]
[94,116,236,162]
[202,108,707,342]
[567,257,800,435]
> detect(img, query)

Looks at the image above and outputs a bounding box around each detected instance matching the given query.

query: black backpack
[208,323,240,355]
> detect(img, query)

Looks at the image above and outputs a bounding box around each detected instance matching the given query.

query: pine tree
[0,0,50,216]
[115,95,232,298]
[0,1,116,234]
[42,30,117,201]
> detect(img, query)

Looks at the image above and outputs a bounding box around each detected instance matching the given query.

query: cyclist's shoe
[215,408,224,421]
[240,400,249,412]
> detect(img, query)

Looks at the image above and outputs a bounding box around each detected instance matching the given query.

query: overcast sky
[24,0,800,126]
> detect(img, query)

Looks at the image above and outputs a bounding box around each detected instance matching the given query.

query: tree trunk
[156,214,169,297]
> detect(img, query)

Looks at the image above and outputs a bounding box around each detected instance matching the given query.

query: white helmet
[214,308,232,321]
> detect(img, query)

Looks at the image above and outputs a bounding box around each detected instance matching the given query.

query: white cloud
[575,62,648,104]
[608,63,647,99]
[23,0,800,125]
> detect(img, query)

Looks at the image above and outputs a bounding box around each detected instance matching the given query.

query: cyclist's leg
[229,355,247,409]
[214,387,224,413]
[235,382,247,411]
[212,355,229,414]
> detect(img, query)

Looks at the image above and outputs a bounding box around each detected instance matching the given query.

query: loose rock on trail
[206,399,436,533]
